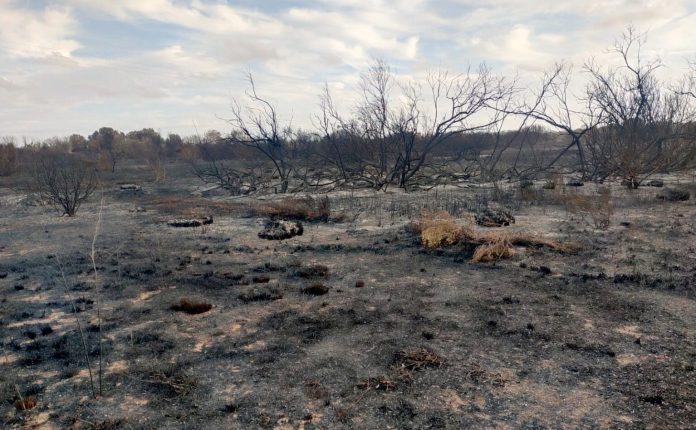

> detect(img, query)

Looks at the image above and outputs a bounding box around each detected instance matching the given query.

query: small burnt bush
[138,362,197,398]
[303,283,329,296]
[294,264,330,279]
[170,299,212,315]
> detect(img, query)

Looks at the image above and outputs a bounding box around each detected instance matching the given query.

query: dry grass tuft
[170,299,212,315]
[471,233,514,263]
[416,211,571,262]
[418,211,471,248]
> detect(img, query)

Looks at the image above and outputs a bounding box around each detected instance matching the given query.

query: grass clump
[415,211,570,262]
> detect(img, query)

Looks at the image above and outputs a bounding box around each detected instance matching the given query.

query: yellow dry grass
[417,211,571,263]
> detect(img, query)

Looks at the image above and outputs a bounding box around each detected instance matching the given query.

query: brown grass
[14,396,37,411]
[170,299,213,315]
[416,211,571,262]
[557,186,613,230]
[252,195,341,222]
[146,196,245,218]
[471,233,514,263]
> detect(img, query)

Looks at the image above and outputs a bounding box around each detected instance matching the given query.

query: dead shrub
[560,186,613,230]
[142,363,197,398]
[170,299,212,315]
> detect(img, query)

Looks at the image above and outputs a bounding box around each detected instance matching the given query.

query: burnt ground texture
[1,172,695,429]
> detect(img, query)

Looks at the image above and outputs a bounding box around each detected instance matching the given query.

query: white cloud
[1,0,695,139]
[0,2,80,59]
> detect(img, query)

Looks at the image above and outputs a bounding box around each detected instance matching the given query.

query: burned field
[1,177,695,429]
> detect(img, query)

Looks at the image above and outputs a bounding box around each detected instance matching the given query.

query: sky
[1,0,695,140]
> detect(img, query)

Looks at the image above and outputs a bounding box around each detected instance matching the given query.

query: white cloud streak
[0,0,694,138]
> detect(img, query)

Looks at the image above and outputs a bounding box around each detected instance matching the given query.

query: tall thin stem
[91,194,104,396]
[55,252,96,397]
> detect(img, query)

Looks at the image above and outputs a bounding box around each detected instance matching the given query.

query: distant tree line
[3,27,696,198]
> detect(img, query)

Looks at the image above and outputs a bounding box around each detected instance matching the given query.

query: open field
[1,167,696,429]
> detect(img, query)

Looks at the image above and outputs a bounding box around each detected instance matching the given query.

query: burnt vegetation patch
[170,299,213,315]
[393,347,443,371]
[294,264,330,279]
[238,285,283,303]
[302,283,329,296]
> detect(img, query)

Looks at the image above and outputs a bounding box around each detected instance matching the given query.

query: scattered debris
[258,220,303,240]
[167,216,213,228]
[357,376,397,391]
[645,179,664,187]
[394,348,443,371]
[119,184,142,191]
[475,208,515,227]
[239,285,283,302]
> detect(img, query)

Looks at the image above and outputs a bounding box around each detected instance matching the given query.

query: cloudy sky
[1,0,695,140]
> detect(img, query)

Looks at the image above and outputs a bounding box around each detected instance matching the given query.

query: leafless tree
[317,60,513,190]
[0,137,17,176]
[512,62,600,178]
[192,158,264,195]
[224,73,294,193]
[32,155,97,216]
[584,27,696,187]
